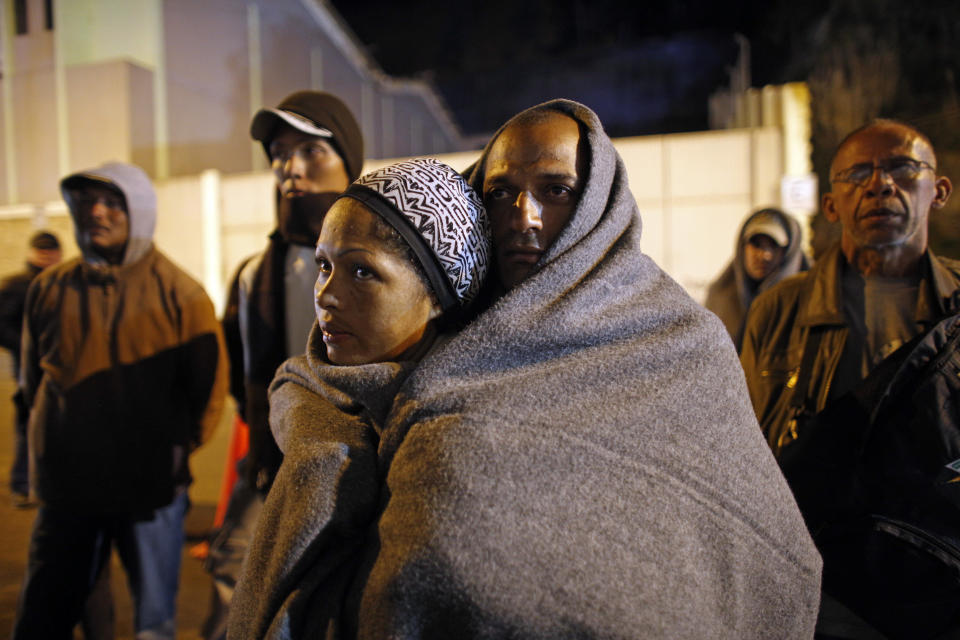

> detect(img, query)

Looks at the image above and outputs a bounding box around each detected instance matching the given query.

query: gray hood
[60,162,156,266]
[704,207,809,347]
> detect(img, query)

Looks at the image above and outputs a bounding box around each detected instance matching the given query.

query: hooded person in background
[704,207,808,350]
[12,162,228,640]
[338,100,821,638]
[201,91,363,640]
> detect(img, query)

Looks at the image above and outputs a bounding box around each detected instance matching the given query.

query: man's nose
[282,151,305,178]
[864,167,895,198]
[511,192,543,232]
[89,201,110,221]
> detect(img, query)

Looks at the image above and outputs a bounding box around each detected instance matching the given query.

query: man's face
[823,124,951,259]
[76,185,129,263]
[269,125,350,198]
[481,113,585,290]
[27,247,61,270]
[743,234,785,281]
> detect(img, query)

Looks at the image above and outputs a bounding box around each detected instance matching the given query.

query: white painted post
[200,168,224,313]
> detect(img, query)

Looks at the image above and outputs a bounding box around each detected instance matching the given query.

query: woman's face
[314,199,440,365]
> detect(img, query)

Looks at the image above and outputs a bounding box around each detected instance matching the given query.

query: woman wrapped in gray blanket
[228,158,490,639]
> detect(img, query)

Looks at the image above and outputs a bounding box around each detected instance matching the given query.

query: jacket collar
[925,248,960,318]
[796,242,960,329]
[796,244,845,328]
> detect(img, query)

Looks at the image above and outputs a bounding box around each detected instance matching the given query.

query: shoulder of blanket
[270,354,315,393]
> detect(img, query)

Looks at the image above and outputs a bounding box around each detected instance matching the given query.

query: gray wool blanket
[347,101,822,638]
[229,323,417,640]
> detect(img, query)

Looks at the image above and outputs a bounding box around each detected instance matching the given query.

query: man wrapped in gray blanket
[232,100,822,639]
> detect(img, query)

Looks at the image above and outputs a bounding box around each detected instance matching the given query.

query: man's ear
[822,192,839,223]
[932,176,952,210]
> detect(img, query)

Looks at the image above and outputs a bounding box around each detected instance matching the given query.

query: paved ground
[0,351,234,639]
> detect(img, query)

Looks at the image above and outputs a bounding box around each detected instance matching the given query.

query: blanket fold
[229,323,415,640]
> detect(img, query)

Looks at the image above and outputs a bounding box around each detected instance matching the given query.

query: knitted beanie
[250,91,364,182]
[339,158,490,311]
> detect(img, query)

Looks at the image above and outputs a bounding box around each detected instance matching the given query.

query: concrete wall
[163,0,252,177]
[621,127,787,298]
[0,0,468,205]
[0,126,798,308]
[65,61,155,174]
[6,6,57,205]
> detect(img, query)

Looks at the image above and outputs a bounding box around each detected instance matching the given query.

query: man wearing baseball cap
[705,207,809,349]
[202,91,363,640]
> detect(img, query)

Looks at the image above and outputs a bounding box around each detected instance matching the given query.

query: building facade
[0,0,467,204]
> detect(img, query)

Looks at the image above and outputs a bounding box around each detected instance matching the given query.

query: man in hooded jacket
[12,162,228,640]
[705,207,809,350]
[333,101,822,638]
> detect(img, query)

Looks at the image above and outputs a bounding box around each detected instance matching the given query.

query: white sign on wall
[780,173,818,216]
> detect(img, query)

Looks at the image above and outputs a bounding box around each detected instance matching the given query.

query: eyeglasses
[831,158,935,186]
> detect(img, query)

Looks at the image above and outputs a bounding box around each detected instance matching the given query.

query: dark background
[331,0,819,137]
[332,0,960,257]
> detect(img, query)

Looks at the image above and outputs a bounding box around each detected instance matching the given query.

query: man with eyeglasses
[740,120,960,636]
[742,118,957,452]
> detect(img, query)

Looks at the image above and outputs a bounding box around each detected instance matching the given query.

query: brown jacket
[22,162,228,514]
[741,243,960,456]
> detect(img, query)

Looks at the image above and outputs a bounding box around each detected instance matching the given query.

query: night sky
[330,0,830,137]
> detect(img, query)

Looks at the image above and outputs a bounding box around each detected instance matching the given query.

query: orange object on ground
[190,414,250,561]
[213,414,250,528]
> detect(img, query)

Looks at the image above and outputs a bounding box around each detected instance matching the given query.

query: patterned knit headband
[340,158,490,311]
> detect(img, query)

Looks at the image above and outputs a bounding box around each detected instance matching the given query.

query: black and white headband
[339,158,490,311]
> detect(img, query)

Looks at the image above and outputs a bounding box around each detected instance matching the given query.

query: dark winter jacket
[741,243,960,456]
[0,262,42,374]
[21,162,228,514]
[778,306,960,638]
[225,193,338,491]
